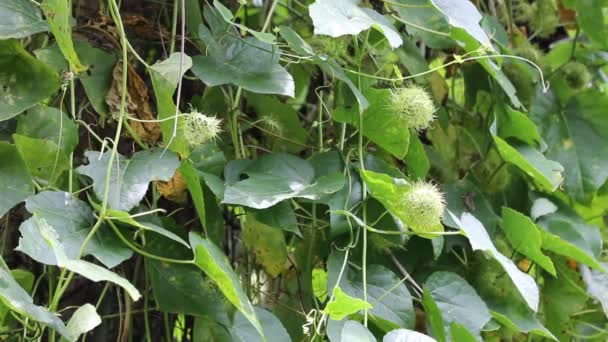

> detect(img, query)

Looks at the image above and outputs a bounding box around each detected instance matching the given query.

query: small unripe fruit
[530,0,559,38]
[389,85,436,131]
[182,110,222,147]
[400,181,445,232]
[561,62,591,90]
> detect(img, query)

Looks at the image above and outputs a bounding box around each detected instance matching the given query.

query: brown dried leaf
[156,169,188,203]
[106,62,161,143]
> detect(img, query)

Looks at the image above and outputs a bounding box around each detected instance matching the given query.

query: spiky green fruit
[530,0,559,38]
[561,62,591,90]
[400,181,445,232]
[182,110,222,147]
[389,85,436,131]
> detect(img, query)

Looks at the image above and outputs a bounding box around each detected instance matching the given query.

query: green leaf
[317,59,368,111]
[324,286,372,320]
[0,39,60,121]
[429,0,491,47]
[16,105,78,155]
[249,202,301,237]
[495,106,542,147]
[328,252,415,331]
[360,169,444,235]
[442,180,500,235]
[40,0,85,73]
[500,207,556,275]
[77,149,180,212]
[531,89,608,201]
[189,233,263,340]
[580,262,608,318]
[13,134,69,186]
[333,88,410,159]
[490,306,556,340]
[242,213,288,278]
[192,21,294,97]
[0,0,48,39]
[542,258,587,341]
[179,159,207,226]
[145,220,227,320]
[575,0,608,49]
[223,153,345,209]
[17,191,131,268]
[230,307,291,342]
[404,133,430,179]
[338,320,376,342]
[423,271,491,340]
[33,215,141,301]
[536,211,604,270]
[61,304,102,342]
[451,212,539,312]
[313,268,328,302]
[278,26,314,56]
[308,0,403,49]
[0,256,72,340]
[449,323,477,342]
[383,329,438,342]
[388,0,453,49]
[246,94,308,153]
[211,0,276,44]
[0,142,34,218]
[493,136,563,192]
[34,41,117,116]
[149,53,192,157]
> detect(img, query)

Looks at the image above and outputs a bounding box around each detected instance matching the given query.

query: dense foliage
[1,0,608,341]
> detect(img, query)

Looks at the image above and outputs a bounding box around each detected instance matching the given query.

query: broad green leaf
[193,316,233,342]
[495,106,541,147]
[149,53,192,157]
[179,159,207,226]
[0,0,48,39]
[242,213,288,278]
[192,22,294,97]
[189,233,263,340]
[575,0,608,49]
[0,269,34,329]
[422,287,445,341]
[442,180,500,235]
[423,271,491,340]
[333,88,411,159]
[223,153,345,209]
[13,134,69,186]
[77,149,180,212]
[449,323,477,342]
[324,286,372,320]
[493,136,563,192]
[0,256,72,340]
[328,252,415,331]
[230,307,291,342]
[34,216,141,301]
[360,169,444,235]
[249,202,301,237]
[404,133,430,179]
[536,211,604,270]
[308,0,403,49]
[61,304,101,342]
[313,268,328,302]
[278,26,314,56]
[0,142,33,218]
[145,219,227,320]
[388,0,453,49]
[580,262,608,318]
[16,105,78,155]
[104,209,189,248]
[473,257,556,340]
[0,39,60,121]
[40,0,85,72]
[17,191,131,268]
[35,41,117,116]
[530,89,608,201]
[339,320,376,342]
[500,207,555,275]
[383,329,437,342]
[429,0,491,47]
[451,212,539,311]
[246,94,308,153]
[211,0,276,44]
[530,197,558,221]
[317,59,368,111]
[542,258,587,341]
